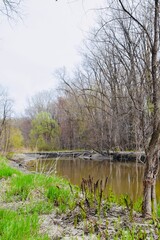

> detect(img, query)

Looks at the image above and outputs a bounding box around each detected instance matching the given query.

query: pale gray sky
[0,0,105,115]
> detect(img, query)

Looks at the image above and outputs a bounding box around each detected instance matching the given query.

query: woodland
[0,0,160,218]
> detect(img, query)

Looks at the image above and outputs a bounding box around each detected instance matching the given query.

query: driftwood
[11,151,146,163]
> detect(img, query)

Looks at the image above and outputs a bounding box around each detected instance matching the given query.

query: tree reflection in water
[27,158,160,202]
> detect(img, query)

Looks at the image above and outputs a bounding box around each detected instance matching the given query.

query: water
[26,158,160,201]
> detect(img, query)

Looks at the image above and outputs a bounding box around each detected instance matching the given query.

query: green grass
[0,156,77,239]
[106,189,142,213]
[0,157,21,179]
[0,209,49,240]
[47,185,74,212]
[19,201,54,215]
[5,173,77,211]
[113,226,148,240]
[6,174,35,201]
[1,157,77,212]
[0,155,158,239]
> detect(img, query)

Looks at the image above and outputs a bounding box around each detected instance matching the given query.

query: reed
[80,175,108,216]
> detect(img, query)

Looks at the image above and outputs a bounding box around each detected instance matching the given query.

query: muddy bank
[2,156,158,239]
[0,176,158,239]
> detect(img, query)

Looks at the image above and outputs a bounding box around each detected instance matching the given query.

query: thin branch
[118,0,153,47]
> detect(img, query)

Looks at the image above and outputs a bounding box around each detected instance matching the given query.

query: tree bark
[142,154,159,218]
[118,0,160,218]
[142,171,152,218]
[142,123,160,217]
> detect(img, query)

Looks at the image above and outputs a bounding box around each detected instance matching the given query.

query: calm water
[26,158,160,201]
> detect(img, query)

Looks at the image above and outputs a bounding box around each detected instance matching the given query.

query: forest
[0,0,160,219]
[0,1,158,153]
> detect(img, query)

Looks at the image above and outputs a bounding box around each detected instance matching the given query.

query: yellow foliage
[9,128,24,150]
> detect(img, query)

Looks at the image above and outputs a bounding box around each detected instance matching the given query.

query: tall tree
[113,0,160,218]
[25,90,56,119]
[56,0,160,217]
[0,0,22,152]
[0,86,13,152]
[30,112,60,151]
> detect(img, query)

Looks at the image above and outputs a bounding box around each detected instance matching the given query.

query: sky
[0,0,105,115]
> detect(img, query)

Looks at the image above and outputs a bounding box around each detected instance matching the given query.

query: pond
[26,158,160,201]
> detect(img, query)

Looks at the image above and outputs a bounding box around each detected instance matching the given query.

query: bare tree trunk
[143,153,159,217]
[142,122,160,217]
[143,0,159,218]
[151,155,159,212]
[143,170,152,218]
[118,0,160,219]
[151,180,157,212]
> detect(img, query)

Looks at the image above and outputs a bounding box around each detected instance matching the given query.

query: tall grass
[1,156,151,239]
[0,156,77,239]
[47,185,73,212]
[3,160,77,212]
[6,174,36,201]
[0,157,21,179]
[0,209,49,240]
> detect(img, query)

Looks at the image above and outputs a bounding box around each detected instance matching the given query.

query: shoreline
[10,150,146,164]
[0,156,159,239]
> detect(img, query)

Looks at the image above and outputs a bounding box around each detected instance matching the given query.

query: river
[26,158,160,201]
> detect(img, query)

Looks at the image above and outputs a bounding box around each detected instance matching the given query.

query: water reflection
[26,158,160,201]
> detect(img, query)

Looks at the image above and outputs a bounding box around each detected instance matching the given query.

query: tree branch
[118,0,153,48]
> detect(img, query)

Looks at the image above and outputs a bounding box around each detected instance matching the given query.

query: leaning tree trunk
[142,123,160,217]
[142,0,160,218]
[117,0,160,216]
[151,155,159,211]
[143,154,159,217]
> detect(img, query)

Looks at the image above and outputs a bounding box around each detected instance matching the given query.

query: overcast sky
[0,0,105,115]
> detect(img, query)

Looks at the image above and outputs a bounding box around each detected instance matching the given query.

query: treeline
[1,1,159,152]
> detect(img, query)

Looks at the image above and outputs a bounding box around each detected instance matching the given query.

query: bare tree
[0,86,13,152]
[25,89,56,119]
[55,0,160,217]
[111,0,160,219]
[0,0,22,18]
[87,0,159,217]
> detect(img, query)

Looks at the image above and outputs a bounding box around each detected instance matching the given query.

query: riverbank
[9,150,146,165]
[0,156,159,239]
